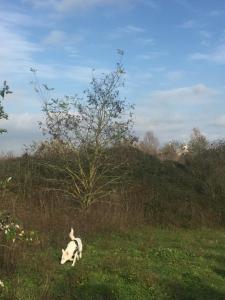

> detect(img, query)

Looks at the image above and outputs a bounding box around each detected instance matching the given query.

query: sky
[1,0,225,154]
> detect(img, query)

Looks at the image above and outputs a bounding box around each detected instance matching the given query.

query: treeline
[0,133,225,233]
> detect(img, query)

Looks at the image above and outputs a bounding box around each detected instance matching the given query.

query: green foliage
[0,176,39,266]
[0,81,12,134]
[0,211,39,244]
[188,140,225,221]
[104,145,214,226]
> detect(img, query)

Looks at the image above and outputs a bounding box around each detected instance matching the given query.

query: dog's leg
[72,252,77,267]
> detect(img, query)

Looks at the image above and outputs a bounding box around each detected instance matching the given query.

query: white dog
[60,228,83,267]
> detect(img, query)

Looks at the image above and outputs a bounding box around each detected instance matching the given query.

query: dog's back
[74,238,82,258]
[69,228,83,259]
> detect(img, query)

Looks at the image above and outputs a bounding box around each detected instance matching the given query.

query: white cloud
[134,113,189,143]
[142,0,158,9]
[26,0,157,13]
[179,19,197,29]
[43,30,68,45]
[122,25,145,34]
[213,115,225,126]
[0,113,43,154]
[173,0,190,8]
[0,7,50,28]
[198,30,212,46]
[1,113,41,131]
[0,24,41,78]
[61,65,109,82]
[109,25,146,39]
[133,85,223,143]
[0,15,105,84]
[166,70,186,81]
[199,30,211,39]
[190,44,225,64]
[56,0,117,12]
[26,0,123,12]
[135,115,185,132]
[151,84,217,102]
[136,37,155,46]
[32,64,109,84]
[137,51,166,60]
[126,71,153,89]
[209,10,224,17]
[43,30,84,46]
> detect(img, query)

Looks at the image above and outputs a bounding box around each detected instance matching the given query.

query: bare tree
[188,127,208,155]
[139,131,159,155]
[32,52,135,210]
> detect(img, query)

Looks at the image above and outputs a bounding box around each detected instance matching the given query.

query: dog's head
[60,249,70,264]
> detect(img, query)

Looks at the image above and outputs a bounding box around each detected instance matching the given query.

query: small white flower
[7,177,12,182]
[19,230,24,236]
[15,224,20,229]
[0,280,4,288]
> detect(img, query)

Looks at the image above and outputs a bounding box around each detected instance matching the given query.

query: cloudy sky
[1,0,225,154]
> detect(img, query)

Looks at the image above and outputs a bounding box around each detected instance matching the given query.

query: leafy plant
[0,81,12,134]
[0,211,39,245]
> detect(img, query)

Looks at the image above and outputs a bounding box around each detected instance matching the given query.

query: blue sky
[1,0,225,154]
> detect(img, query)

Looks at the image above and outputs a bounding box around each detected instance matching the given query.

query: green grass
[1,228,225,299]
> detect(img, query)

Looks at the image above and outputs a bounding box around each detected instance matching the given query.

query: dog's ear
[62,249,64,254]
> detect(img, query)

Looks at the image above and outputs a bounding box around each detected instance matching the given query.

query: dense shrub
[1,141,225,229]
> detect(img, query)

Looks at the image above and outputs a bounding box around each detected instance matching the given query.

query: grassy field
[1,227,225,300]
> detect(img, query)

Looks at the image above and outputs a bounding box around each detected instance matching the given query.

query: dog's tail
[69,228,75,241]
